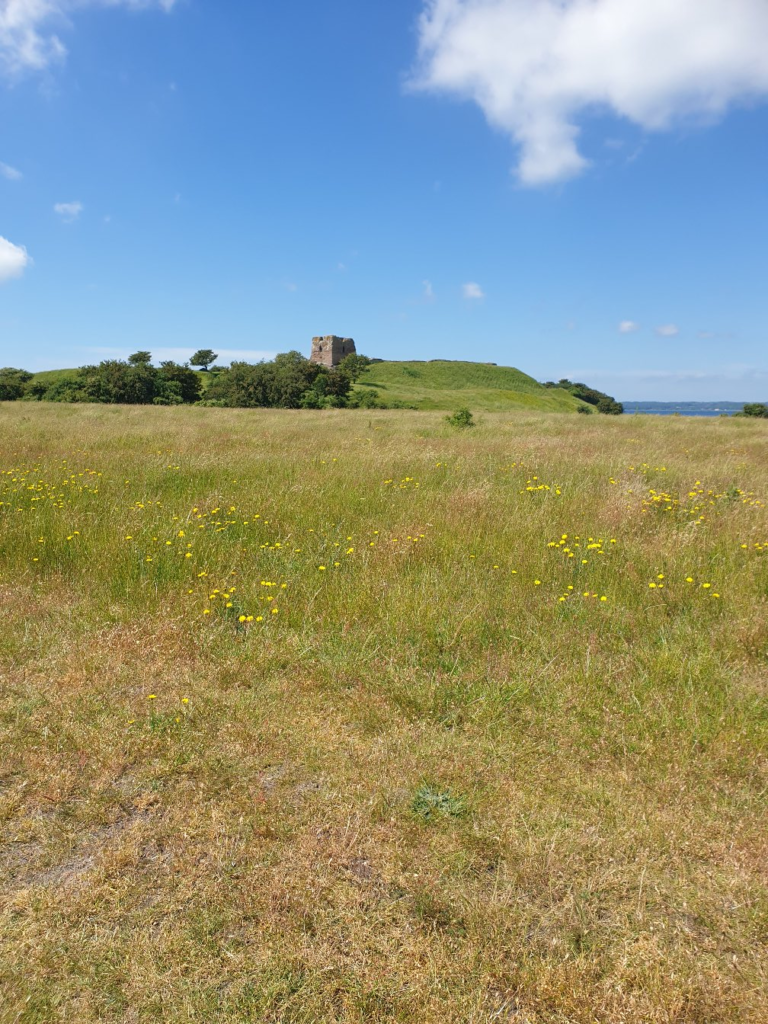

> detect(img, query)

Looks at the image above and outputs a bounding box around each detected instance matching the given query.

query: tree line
[0,351,385,409]
[542,378,624,415]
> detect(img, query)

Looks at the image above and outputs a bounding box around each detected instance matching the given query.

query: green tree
[128,351,152,366]
[158,361,203,404]
[0,368,33,401]
[206,362,275,407]
[190,349,218,371]
[337,352,372,381]
[79,360,158,404]
[742,403,768,418]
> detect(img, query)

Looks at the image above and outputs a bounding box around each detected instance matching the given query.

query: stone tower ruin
[310,336,356,369]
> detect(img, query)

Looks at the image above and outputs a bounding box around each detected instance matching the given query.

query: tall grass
[1,402,766,1023]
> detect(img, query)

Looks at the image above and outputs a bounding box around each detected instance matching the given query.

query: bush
[742,403,768,418]
[445,407,475,429]
[544,378,624,415]
[347,388,383,409]
[0,367,33,401]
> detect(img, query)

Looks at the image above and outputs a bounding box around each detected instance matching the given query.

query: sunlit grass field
[1,402,767,1024]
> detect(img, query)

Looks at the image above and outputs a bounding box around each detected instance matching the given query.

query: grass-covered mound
[355,359,589,412]
[1,403,767,1022]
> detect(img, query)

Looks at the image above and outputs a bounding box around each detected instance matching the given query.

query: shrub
[742,403,768,418]
[0,368,33,401]
[445,407,475,429]
[544,378,624,415]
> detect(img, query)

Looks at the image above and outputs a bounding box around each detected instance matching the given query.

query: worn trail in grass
[1,403,767,1023]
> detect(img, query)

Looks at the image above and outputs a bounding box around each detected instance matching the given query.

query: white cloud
[462,281,484,300]
[423,279,435,301]
[412,0,768,185]
[54,199,83,222]
[0,1,176,77]
[0,161,22,180]
[0,235,31,282]
[619,320,640,333]
[655,324,680,337]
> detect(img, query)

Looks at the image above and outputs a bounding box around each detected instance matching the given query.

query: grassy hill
[29,361,587,412]
[355,360,588,412]
[30,368,79,384]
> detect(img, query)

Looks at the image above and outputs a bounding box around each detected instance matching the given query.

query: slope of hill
[355,360,588,412]
[30,368,79,384]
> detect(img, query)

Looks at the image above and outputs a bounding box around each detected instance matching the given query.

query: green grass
[29,367,79,384]
[0,402,767,1023]
[355,359,588,411]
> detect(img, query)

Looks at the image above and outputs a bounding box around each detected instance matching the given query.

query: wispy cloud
[697,329,736,341]
[422,279,435,301]
[619,320,640,334]
[565,364,768,402]
[412,0,768,185]
[0,235,31,282]
[54,200,83,222]
[462,281,484,300]
[0,161,22,180]
[0,1,177,77]
[655,324,680,337]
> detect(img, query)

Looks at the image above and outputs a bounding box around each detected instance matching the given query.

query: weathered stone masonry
[310,336,356,369]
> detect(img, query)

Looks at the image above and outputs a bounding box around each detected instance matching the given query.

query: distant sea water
[622,402,745,417]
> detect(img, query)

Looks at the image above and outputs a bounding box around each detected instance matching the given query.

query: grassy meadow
[1,402,767,1023]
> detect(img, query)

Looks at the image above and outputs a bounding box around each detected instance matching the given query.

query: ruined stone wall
[310,336,356,369]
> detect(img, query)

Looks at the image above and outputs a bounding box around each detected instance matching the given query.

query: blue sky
[1,0,767,401]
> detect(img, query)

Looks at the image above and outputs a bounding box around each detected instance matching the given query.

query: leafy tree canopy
[741,403,768,418]
[190,349,218,371]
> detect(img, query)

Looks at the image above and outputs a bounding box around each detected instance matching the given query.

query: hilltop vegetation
[542,377,624,415]
[354,360,588,412]
[1,404,767,1023]
[9,357,598,415]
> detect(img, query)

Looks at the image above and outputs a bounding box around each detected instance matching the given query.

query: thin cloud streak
[0,161,22,180]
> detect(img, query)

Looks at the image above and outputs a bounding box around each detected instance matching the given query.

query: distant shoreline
[621,401,748,417]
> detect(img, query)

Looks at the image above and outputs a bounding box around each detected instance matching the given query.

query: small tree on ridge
[191,349,218,371]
